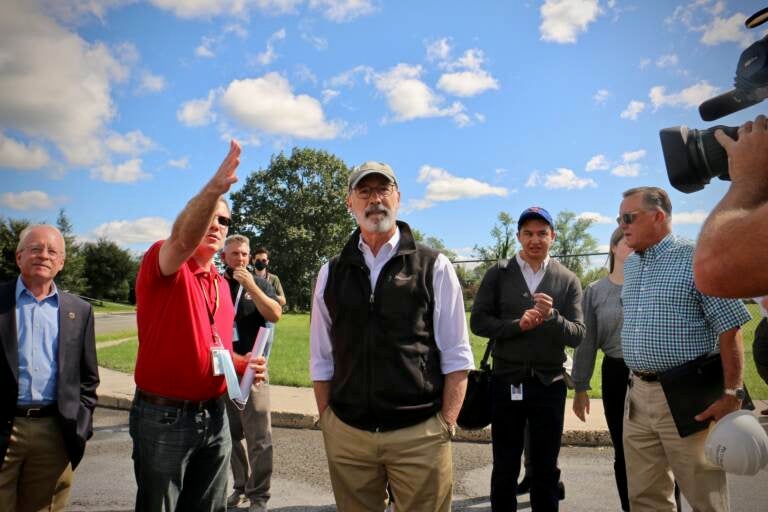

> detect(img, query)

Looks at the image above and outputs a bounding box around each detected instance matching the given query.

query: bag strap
[479,258,508,371]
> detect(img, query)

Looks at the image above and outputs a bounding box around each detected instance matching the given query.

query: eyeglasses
[25,245,61,259]
[353,184,395,200]
[616,209,648,225]
[215,215,231,228]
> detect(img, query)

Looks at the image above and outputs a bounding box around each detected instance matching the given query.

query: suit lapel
[0,281,19,382]
[57,292,75,378]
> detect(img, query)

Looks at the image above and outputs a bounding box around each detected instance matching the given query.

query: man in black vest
[221,235,282,512]
[471,207,585,511]
[310,161,475,511]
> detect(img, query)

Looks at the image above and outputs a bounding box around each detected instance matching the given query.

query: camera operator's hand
[715,114,768,195]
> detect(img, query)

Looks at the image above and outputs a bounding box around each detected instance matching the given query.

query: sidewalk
[96,367,768,446]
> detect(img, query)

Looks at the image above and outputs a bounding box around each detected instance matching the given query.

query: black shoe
[516,475,531,495]
[557,481,565,501]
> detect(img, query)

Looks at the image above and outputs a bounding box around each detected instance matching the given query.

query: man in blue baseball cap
[471,206,585,511]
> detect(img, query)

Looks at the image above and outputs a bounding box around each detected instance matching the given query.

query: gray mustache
[365,206,389,217]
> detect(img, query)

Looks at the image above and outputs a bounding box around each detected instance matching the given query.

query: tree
[56,209,86,293]
[580,266,609,289]
[230,147,357,311]
[472,211,517,281]
[0,217,30,282]
[81,238,138,302]
[551,210,598,279]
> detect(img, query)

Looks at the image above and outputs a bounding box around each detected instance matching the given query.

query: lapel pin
[68,312,75,320]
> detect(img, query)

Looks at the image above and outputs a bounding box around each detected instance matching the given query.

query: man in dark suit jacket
[0,224,99,511]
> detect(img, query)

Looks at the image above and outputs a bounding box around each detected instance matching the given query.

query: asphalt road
[68,408,768,512]
[94,313,136,337]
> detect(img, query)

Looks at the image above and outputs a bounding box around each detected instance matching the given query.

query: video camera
[660,8,768,193]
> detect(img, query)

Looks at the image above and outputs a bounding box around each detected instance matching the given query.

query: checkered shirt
[621,234,751,373]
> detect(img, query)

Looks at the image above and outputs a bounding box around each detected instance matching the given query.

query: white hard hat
[704,411,768,476]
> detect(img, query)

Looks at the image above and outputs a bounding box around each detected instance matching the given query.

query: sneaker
[227,491,247,508]
[557,481,565,501]
[248,503,267,512]
[516,475,531,495]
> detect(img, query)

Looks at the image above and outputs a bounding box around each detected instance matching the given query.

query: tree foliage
[551,210,598,279]
[56,209,87,293]
[0,217,31,283]
[472,211,517,281]
[230,147,356,311]
[81,239,138,302]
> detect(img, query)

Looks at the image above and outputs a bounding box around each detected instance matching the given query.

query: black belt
[136,389,221,412]
[16,403,58,418]
[632,370,659,382]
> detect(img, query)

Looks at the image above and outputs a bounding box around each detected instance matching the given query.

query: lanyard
[199,276,222,346]
[233,284,244,313]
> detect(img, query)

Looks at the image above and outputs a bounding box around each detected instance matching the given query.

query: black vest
[323,221,443,431]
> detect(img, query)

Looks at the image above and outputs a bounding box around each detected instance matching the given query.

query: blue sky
[1,0,766,260]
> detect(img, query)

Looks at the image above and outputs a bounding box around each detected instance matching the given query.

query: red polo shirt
[135,241,234,401]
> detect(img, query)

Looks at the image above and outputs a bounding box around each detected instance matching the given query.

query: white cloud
[656,53,679,68]
[322,89,340,103]
[426,38,452,62]
[578,211,613,224]
[525,170,542,188]
[620,100,645,120]
[327,65,374,88]
[255,28,286,66]
[91,158,150,183]
[195,36,216,58]
[669,2,754,48]
[89,216,172,245]
[406,164,508,210]
[700,12,751,47]
[586,154,610,172]
[639,58,651,70]
[593,89,609,104]
[437,70,499,97]
[294,64,318,83]
[649,81,719,110]
[539,0,601,44]
[105,130,155,156]
[220,73,342,139]
[149,0,302,19]
[177,91,217,127]
[0,1,126,167]
[374,64,465,124]
[168,156,189,169]
[544,168,596,189]
[41,0,131,23]
[622,149,646,162]
[138,71,166,93]
[0,190,55,210]
[0,133,50,170]
[672,210,709,225]
[308,0,376,22]
[611,162,641,177]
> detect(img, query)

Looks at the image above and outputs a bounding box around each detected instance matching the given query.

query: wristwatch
[724,387,746,400]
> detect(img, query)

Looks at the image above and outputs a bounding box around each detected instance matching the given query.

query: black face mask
[253,261,267,271]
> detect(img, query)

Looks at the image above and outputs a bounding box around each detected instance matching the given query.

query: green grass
[96,308,768,399]
[92,300,135,314]
[96,330,138,344]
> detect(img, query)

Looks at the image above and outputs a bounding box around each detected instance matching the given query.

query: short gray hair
[224,234,250,248]
[622,186,672,217]
[16,224,66,257]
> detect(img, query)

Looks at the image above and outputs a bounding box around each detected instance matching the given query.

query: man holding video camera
[618,186,751,512]
[694,113,768,298]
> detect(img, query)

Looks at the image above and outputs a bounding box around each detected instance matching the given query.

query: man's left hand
[694,394,741,423]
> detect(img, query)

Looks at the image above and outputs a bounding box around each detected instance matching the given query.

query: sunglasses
[616,209,648,225]
[216,215,232,227]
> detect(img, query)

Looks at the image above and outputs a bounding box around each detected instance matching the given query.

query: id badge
[211,347,228,376]
[510,383,523,401]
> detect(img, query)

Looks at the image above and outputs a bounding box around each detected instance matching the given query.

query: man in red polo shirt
[130,140,267,512]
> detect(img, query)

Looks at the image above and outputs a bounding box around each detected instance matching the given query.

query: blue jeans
[129,393,231,512]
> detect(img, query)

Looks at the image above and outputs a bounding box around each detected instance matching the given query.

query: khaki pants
[0,416,73,512]
[623,376,728,512]
[319,408,453,512]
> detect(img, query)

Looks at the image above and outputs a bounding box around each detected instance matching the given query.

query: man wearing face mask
[221,235,281,512]
[251,248,286,309]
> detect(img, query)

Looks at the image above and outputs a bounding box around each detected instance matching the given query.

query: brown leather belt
[632,370,659,382]
[16,403,58,418]
[136,389,221,411]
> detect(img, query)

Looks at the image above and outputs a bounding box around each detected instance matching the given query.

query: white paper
[236,327,272,406]
[216,350,242,401]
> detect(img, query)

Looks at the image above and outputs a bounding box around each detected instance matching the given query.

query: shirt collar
[188,257,221,281]
[639,233,675,262]
[357,226,401,255]
[516,252,550,273]
[15,275,59,303]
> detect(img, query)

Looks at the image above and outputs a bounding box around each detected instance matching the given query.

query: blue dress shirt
[15,276,60,405]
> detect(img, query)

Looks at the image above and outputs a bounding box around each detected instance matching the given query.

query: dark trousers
[755,318,768,386]
[601,356,630,512]
[491,375,566,511]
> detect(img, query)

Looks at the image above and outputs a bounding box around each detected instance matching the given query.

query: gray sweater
[571,277,624,391]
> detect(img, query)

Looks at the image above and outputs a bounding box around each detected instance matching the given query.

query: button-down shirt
[15,276,60,405]
[515,252,550,294]
[621,234,751,373]
[310,227,475,381]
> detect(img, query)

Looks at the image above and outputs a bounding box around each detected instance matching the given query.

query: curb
[96,394,615,447]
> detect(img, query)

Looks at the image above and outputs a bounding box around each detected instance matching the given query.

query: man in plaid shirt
[618,186,751,512]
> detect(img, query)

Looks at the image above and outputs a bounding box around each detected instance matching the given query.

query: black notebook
[659,352,754,438]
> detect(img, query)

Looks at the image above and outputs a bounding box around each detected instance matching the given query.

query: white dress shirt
[310,227,475,381]
[515,252,550,294]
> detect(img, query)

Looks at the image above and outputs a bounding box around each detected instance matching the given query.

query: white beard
[354,205,396,233]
